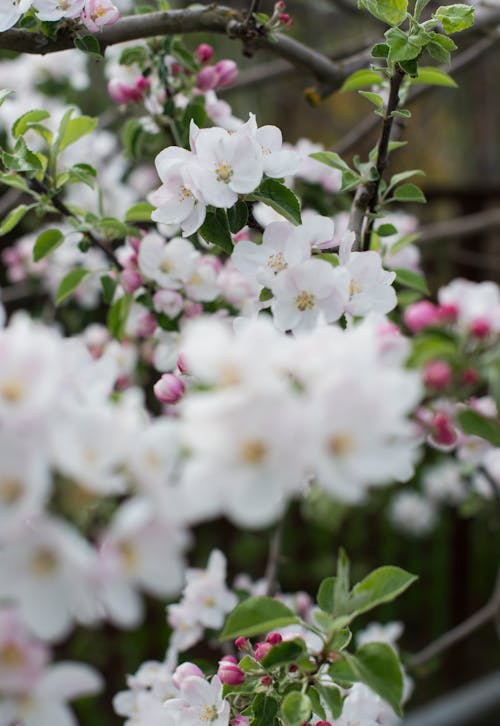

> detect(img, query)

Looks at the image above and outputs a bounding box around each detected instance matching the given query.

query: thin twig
[245,0,261,24]
[409,569,500,668]
[417,206,500,246]
[264,517,285,597]
[336,36,498,157]
[29,179,120,268]
[348,65,404,249]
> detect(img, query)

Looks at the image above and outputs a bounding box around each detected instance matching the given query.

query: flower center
[0,378,25,403]
[349,279,363,296]
[267,251,287,273]
[328,434,355,457]
[240,439,267,464]
[295,290,315,311]
[0,643,26,667]
[160,259,172,273]
[31,548,58,575]
[178,185,193,202]
[0,476,23,505]
[215,161,233,184]
[200,705,218,721]
[118,542,138,572]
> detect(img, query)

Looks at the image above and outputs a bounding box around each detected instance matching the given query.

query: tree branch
[417,206,500,246]
[348,65,405,249]
[0,8,369,98]
[409,569,500,668]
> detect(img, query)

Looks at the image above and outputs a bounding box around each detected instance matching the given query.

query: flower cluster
[0,0,120,32]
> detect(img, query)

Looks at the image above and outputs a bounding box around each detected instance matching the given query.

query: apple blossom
[0,0,31,32]
[138,234,198,289]
[33,0,84,21]
[163,674,230,726]
[81,0,120,32]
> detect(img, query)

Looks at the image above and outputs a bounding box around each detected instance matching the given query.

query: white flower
[232,220,310,287]
[0,661,102,726]
[0,516,100,641]
[0,0,31,31]
[336,682,400,726]
[339,232,397,317]
[389,491,437,536]
[185,257,220,302]
[98,498,188,628]
[270,258,350,333]
[438,278,500,332]
[33,0,84,21]
[113,661,178,726]
[422,461,467,504]
[189,120,263,208]
[163,675,230,726]
[181,550,237,630]
[138,234,198,290]
[150,147,207,237]
[356,621,404,652]
[255,124,299,178]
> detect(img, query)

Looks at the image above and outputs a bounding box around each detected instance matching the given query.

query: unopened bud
[217,658,245,686]
[196,43,214,63]
[423,360,452,390]
[404,301,439,333]
[265,632,282,645]
[196,65,218,91]
[260,675,272,686]
[470,318,491,339]
[153,373,185,405]
[254,642,272,661]
[214,59,238,87]
[172,662,204,689]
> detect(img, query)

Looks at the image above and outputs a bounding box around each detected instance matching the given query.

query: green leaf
[385,27,426,62]
[100,274,118,305]
[377,223,398,237]
[12,110,51,139]
[389,231,421,254]
[317,577,336,613]
[334,549,351,615]
[74,34,102,57]
[56,268,91,305]
[426,32,458,63]
[310,151,352,173]
[433,4,474,33]
[107,294,132,340]
[58,116,97,153]
[358,90,384,109]
[456,409,500,447]
[0,89,14,107]
[121,118,146,159]
[350,566,417,618]
[250,179,302,226]
[119,45,149,66]
[171,37,198,72]
[371,43,389,58]
[391,109,411,118]
[307,686,326,721]
[358,0,408,26]
[412,67,458,88]
[330,644,404,715]
[220,597,300,640]
[414,0,432,20]
[199,208,234,254]
[395,268,430,295]
[0,204,35,236]
[316,684,343,719]
[392,183,426,203]
[228,200,249,234]
[125,201,155,223]
[281,691,311,726]
[389,170,425,188]
[341,70,384,92]
[328,627,352,652]
[33,229,64,261]
[251,693,279,726]
[0,173,30,192]
[261,639,305,668]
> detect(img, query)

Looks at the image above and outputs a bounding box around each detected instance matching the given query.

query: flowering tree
[0,0,499,725]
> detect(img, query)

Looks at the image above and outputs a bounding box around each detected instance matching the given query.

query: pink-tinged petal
[263,149,300,178]
[180,675,213,705]
[37,662,103,700]
[256,125,283,152]
[155,147,192,179]
[262,221,294,250]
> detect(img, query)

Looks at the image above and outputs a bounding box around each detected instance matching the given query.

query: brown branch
[348,65,405,250]
[0,7,367,97]
[409,569,500,668]
[336,35,498,157]
[417,206,500,246]
[30,178,121,268]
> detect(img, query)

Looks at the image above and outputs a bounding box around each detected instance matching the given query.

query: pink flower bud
[196,43,214,63]
[260,675,272,686]
[462,368,479,385]
[214,59,238,87]
[184,302,203,319]
[404,301,439,333]
[108,80,141,105]
[436,303,459,323]
[232,718,250,726]
[172,662,204,689]
[177,352,189,375]
[288,664,298,672]
[278,12,292,24]
[129,236,142,254]
[170,62,182,76]
[254,642,272,661]
[470,318,491,339]
[276,1,286,9]
[317,722,333,726]
[135,75,151,93]
[154,373,185,405]
[136,311,157,337]
[153,289,184,319]
[196,65,218,91]
[217,659,245,685]
[235,636,249,651]
[266,632,282,645]
[423,360,452,390]
[429,412,457,450]
[120,269,142,295]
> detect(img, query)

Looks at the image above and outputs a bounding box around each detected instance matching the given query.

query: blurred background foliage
[1,0,499,722]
